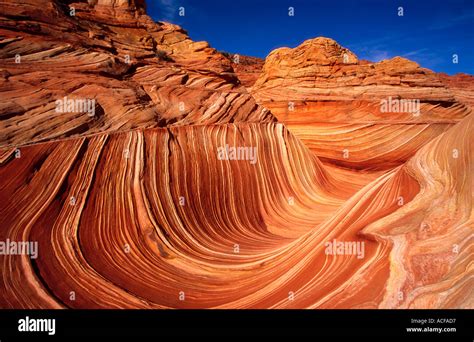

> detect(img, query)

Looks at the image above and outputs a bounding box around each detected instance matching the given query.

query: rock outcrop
[0,0,273,149]
[0,1,472,309]
[228,54,264,88]
[251,37,472,169]
[438,72,474,108]
[253,37,459,105]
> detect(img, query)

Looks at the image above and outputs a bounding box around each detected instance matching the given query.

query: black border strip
[0,309,472,338]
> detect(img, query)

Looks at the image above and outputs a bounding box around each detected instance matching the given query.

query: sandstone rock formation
[251,37,472,170]
[0,0,272,149]
[0,1,472,309]
[228,53,264,88]
[438,72,474,108]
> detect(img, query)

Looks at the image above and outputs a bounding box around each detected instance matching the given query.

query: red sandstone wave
[0,0,472,309]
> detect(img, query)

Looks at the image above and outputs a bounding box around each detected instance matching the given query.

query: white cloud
[368,50,390,62]
[158,0,177,22]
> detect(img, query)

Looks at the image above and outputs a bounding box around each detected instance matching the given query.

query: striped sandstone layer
[0,0,273,149]
[0,1,472,309]
[1,116,471,308]
[251,37,472,170]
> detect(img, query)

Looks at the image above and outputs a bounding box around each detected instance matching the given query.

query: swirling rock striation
[0,1,472,309]
[0,0,273,149]
[251,37,472,170]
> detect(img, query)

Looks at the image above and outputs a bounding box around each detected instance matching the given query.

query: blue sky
[148,0,474,75]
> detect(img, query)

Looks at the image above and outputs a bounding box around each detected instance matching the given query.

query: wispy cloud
[157,0,177,22]
[347,37,437,65]
[367,50,390,62]
[401,48,429,58]
[428,12,474,31]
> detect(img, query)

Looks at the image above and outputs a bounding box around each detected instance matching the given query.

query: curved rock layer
[0,122,410,308]
[0,0,472,310]
[251,38,472,170]
[438,73,474,108]
[0,0,273,149]
[1,115,471,309]
[363,113,474,308]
